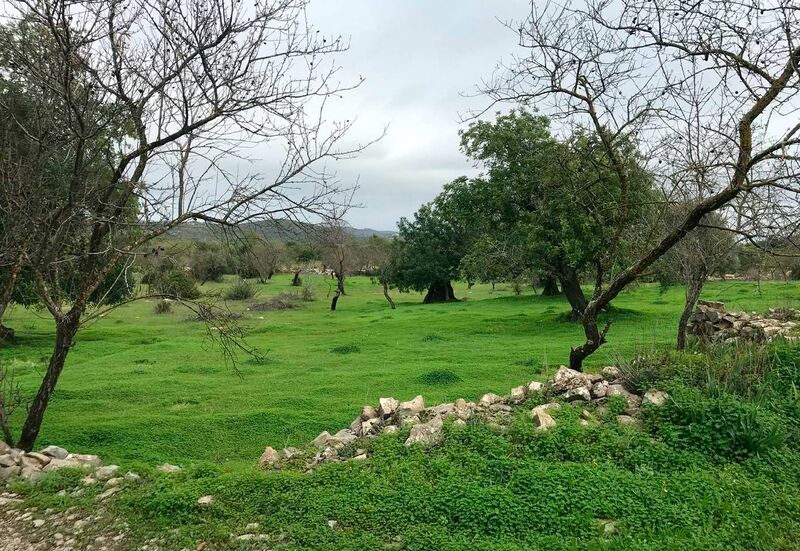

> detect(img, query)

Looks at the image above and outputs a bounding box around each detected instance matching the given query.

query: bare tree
[317,216,358,310]
[0,0,373,449]
[481,0,800,369]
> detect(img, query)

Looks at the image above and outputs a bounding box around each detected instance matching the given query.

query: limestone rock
[405,415,443,446]
[643,389,669,407]
[197,495,214,506]
[360,405,379,421]
[312,431,332,448]
[19,466,44,484]
[399,395,425,414]
[67,453,102,468]
[0,442,9,455]
[282,447,302,460]
[259,447,281,469]
[0,466,21,481]
[40,445,68,460]
[527,381,544,393]
[531,402,561,417]
[0,454,16,468]
[601,366,621,380]
[156,463,182,474]
[43,458,92,472]
[552,366,590,393]
[383,425,399,434]
[532,409,556,431]
[591,380,609,399]
[124,471,141,482]
[378,397,399,418]
[478,393,503,408]
[94,465,119,481]
[24,453,51,467]
[509,385,527,403]
[331,428,359,446]
[429,402,456,416]
[564,385,591,402]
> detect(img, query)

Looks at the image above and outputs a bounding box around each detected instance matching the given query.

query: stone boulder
[405,415,444,446]
[259,447,281,469]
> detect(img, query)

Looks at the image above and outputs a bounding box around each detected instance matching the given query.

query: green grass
[5,276,800,549]
[2,276,798,468]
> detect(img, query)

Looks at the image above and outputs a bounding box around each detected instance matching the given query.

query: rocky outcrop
[688,301,798,343]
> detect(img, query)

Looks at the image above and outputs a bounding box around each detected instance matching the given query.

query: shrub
[417,369,462,385]
[150,270,201,299]
[224,278,256,301]
[330,344,360,354]
[300,285,315,302]
[153,300,172,314]
[645,384,786,460]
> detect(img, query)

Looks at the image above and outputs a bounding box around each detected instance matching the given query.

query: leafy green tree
[459,110,654,319]
[386,180,473,302]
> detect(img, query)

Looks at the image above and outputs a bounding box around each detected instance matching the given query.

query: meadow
[2,275,798,468]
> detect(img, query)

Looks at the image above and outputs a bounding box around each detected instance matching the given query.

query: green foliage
[148,270,201,300]
[330,344,360,354]
[189,247,228,283]
[417,369,462,385]
[223,278,256,301]
[152,300,172,315]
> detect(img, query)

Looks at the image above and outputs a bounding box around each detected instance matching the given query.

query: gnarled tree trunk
[291,270,302,286]
[423,281,456,303]
[330,274,345,311]
[677,270,707,351]
[382,281,396,309]
[17,311,80,450]
[541,275,561,296]
[558,269,588,321]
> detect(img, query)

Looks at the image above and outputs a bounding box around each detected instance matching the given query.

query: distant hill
[161,219,396,242]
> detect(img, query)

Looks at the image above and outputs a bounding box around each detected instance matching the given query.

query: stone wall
[259,365,669,471]
[687,300,798,343]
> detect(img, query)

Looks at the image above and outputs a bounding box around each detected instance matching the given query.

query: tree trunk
[336,274,346,296]
[0,249,26,343]
[382,281,396,309]
[291,271,302,286]
[541,275,561,296]
[17,313,80,451]
[423,281,456,303]
[267,271,274,280]
[677,271,706,351]
[558,269,588,321]
[330,289,341,310]
[568,309,610,371]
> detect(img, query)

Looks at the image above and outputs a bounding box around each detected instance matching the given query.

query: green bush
[224,278,256,301]
[645,384,786,460]
[153,299,172,314]
[149,270,201,299]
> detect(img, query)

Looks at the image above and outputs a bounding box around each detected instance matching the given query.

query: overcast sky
[298,1,530,230]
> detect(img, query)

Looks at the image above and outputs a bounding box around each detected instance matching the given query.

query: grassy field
[2,275,799,469]
[4,276,800,550]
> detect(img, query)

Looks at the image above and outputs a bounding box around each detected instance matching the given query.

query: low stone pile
[259,366,669,471]
[687,300,799,343]
[0,442,155,495]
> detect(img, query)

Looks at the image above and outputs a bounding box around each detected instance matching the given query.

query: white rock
[156,463,182,474]
[245,522,260,531]
[259,447,281,469]
[104,477,123,488]
[591,380,609,399]
[19,466,44,484]
[360,405,379,421]
[383,425,399,434]
[124,471,141,482]
[24,453,50,467]
[643,389,669,407]
[564,386,591,402]
[66,453,102,468]
[32,519,45,528]
[509,385,527,403]
[94,465,119,481]
[282,447,302,460]
[379,397,400,418]
[312,431,332,448]
[398,395,425,415]
[478,393,503,407]
[43,458,90,472]
[39,446,68,459]
[527,381,544,393]
[429,403,455,416]
[532,410,556,431]
[0,454,16,468]
[404,415,444,446]
[531,402,561,417]
[197,495,214,506]
[552,366,590,392]
[0,442,9,455]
